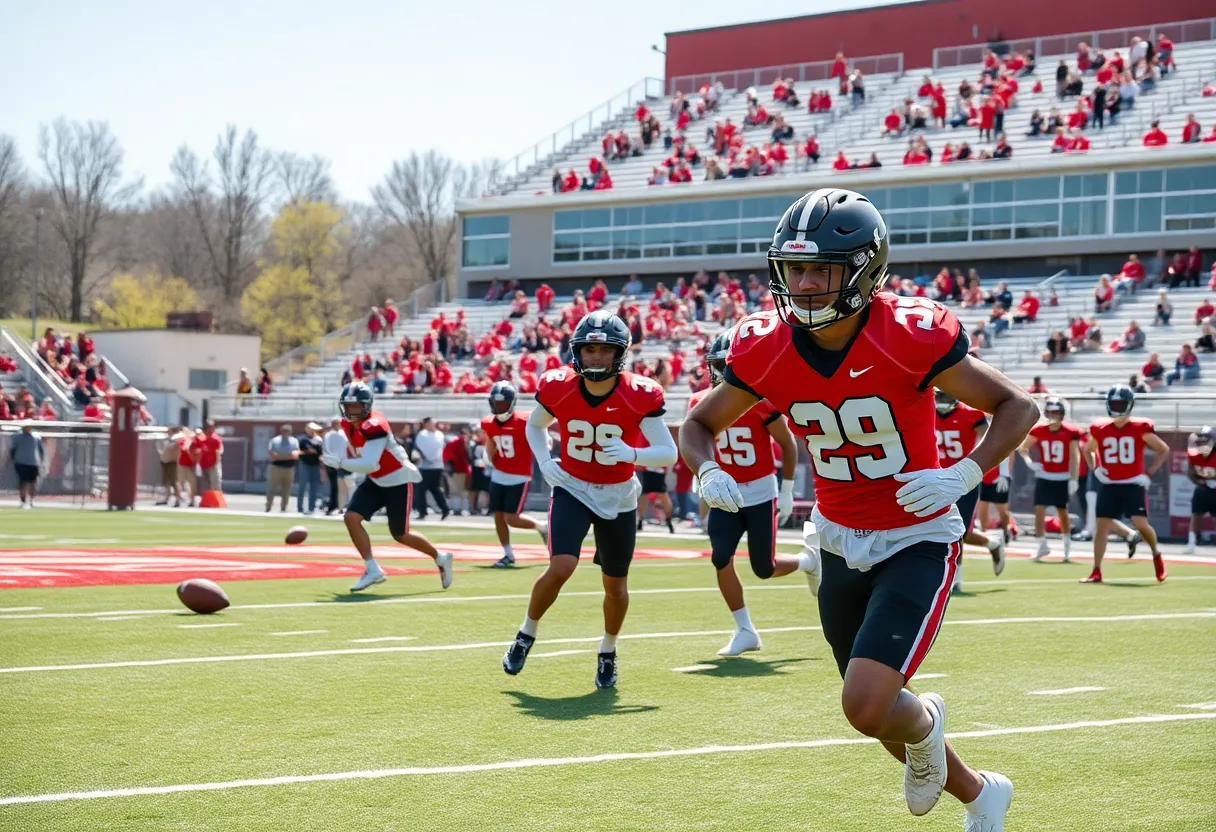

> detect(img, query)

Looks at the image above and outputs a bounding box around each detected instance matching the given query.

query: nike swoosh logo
[606,407,618,412]
[849,366,873,378]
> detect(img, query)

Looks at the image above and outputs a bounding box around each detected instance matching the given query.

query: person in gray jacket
[10,422,47,509]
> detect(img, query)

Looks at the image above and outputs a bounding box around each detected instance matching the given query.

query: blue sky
[2,0,912,201]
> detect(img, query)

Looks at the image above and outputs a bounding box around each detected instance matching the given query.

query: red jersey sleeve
[888,298,968,391]
[360,413,390,441]
[535,367,577,414]
[724,311,784,398]
[619,372,666,418]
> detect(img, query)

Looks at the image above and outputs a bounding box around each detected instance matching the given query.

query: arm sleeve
[340,437,386,474]
[634,417,678,468]
[526,406,556,464]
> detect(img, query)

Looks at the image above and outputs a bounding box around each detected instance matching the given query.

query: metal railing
[0,326,75,413]
[497,77,665,189]
[208,393,539,424]
[0,425,170,503]
[667,53,905,96]
[933,17,1216,69]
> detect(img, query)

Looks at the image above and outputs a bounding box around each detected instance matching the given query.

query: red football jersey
[1029,422,1083,478]
[689,388,780,484]
[481,412,533,477]
[727,294,968,530]
[1187,447,1216,482]
[1089,417,1154,481]
[936,404,986,464]
[536,367,665,485]
[341,410,408,481]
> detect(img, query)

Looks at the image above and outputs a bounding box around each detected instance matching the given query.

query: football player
[975,454,1015,543]
[1185,425,1216,553]
[681,189,1035,829]
[690,327,818,657]
[482,381,547,568]
[934,390,1006,589]
[1017,398,1082,562]
[502,311,677,688]
[324,381,454,592]
[636,447,676,534]
[1082,385,1169,583]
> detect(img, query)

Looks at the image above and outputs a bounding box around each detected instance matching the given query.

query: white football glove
[598,436,637,465]
[1023,457,1042,475]
[540,458,568,489]
[1132,473,1151,488]
[995,474,1010,494]
[321,453,343,469]
[698,461,744,513]
[1093,466,1112,484]
[894,458,983,518]
[777,479,795,525]
[1068,479,1079,496]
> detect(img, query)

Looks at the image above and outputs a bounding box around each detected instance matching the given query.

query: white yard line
[1,712,1211,807]
[269,630,328,637]
[0,607,41,613]
[177,623,240,630]
[0,611,1210,676]
[672,664,717,673]
[349,636,416,643]
[915,673,949,680]
[1178,702,1216,710]
[5,575,1215,622]
[530,650,591,659]
[1028,686,1106,696]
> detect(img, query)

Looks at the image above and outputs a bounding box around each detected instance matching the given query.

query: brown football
[285,526,309,545]
[176,578,230,614]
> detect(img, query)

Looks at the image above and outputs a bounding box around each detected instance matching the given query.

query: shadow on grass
[683,656,815,678]
[950,587,1008,598]
[503,688,659,721]
[326,589,446,603]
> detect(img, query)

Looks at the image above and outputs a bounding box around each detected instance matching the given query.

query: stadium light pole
[32,207,43,343]
[651,44,666,56]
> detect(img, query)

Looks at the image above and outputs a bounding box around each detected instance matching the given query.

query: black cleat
[595,651,618,688]
[637,516,644,531]
[502,632,534,675]
[1127,531,1142,558]
[666,516,675,534]
[491,556,515,569]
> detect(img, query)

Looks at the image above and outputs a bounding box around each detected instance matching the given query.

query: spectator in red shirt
[0,352,16,373]
[1119,253,1145,286]
[1156,34,1174,72]
[517,369,539,394]
[1184,246,1203,287]
[592,167,613,191]
[1195,297,1215,325]
[1203,126,1216,143]
[882,109,903,137]
[1026,376,1050,394]
[1142,121,1168,147]
[801,135,820,168]
[1067,129,1090,153]
[1182,114,1201,144]
[75,332,94,359]
[544,352,562,372]
[560,169,579,192]
[508,290,529,319]
[381,300,398,339]
[1012,290,1040,324]
[366,306,384,341]
[196,421,223,494]
[1050,127,1070,154]
[832,151,850,171]
[978,97,996,142]
[1066,102,1087,131]
[1093,275,1115,312]
[431,360,452,392]
[535,283,555,312]
[830,52,848,79]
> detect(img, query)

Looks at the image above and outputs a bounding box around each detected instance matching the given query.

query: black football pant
[415,468,449,518]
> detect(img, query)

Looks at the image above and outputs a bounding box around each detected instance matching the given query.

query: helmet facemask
[341,401,369,422]
[1044,399,1066,424]
[572,342,625,382]
[770,255,883,330]
[934,389,958,417]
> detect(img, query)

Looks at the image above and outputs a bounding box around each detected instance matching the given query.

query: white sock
[520,616,538,637]
[964,779,989,813]
[599,633,618,653]
[1034,535,1045,548]
[1188,531,1197,546]
[731,606,754,632]
[1064,537,1072,555]
[503,544,514,559]
[364,557,380,573]
[797,552,817,572]
[1085,492,1097,536]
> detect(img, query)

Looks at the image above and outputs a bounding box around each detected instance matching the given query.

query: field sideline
[0,506,1213,830]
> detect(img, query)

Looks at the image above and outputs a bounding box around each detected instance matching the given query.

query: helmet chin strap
[494,412,511,423]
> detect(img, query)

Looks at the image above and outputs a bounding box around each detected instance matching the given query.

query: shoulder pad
[620,372,665,413]
[872,295,964,374]
[727,311,785,383]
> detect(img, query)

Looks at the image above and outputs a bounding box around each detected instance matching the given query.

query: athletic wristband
[780,478,795,496]
[954,457,984,491]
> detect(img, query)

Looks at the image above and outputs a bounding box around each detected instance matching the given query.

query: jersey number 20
[791,396,907,481]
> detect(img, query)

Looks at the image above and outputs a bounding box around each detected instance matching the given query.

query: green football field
[0,506,1214,831]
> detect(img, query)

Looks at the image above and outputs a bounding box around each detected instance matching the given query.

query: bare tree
[143,190,211,287]
[38,120,140,321]
[0,135,25,316]
[171,126,273,301]
[276,152,335,206]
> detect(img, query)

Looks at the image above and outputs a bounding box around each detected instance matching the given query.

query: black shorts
[956,485,980,530]
[979,481,1008,504]
[488,480,529,514]
[547,486,636,578]
[708,499,777,578]
[470,469,490,492]
[640,470,667,494]
[1034,478,1071,509]
[1096,482,1147,519]
[14,463,39,485]
[1192,485,1216,516]
[347,478,413,538]
[817,539,961,680]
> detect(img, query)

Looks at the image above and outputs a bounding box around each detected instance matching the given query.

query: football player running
[934,389,1006,590]
[502,311,677,688]
[689,327,819,657]
[482,381,547,568]
[1017,397,1081,562]
[326,382,454,593]
[1184,425,1216,553]
[1083,385,1169,583]
[680,189,1036,830]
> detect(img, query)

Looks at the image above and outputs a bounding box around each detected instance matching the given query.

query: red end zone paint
[0,545,709,589]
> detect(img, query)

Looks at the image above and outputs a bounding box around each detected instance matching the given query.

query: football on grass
[176,578,230,614]
[285,526,309,545]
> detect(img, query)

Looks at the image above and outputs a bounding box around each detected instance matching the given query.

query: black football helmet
[1044,397,1066,422]
[488,381,516,418]
[935,389,958,417]
[767,188,889,330]
[570,311,630,381]
[339,381,373,422]
[1192,425,1215,455]
[1105,384,1135,418]
[706,327,734,387]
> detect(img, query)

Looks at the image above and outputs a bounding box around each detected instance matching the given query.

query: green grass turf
[0,509,1213,830]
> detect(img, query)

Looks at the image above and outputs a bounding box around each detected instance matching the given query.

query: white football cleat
[436,551,454,589]
[1183,541,1196,554]
[1031,538,1050,562]
[350,562,386,592]
[988,535,1006,576]
[717,628,762,657]
[904,693,947,816]
[964,770,1014,832]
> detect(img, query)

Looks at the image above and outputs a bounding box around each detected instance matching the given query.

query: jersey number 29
[566,420,624,465]
[791,396,907,481]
